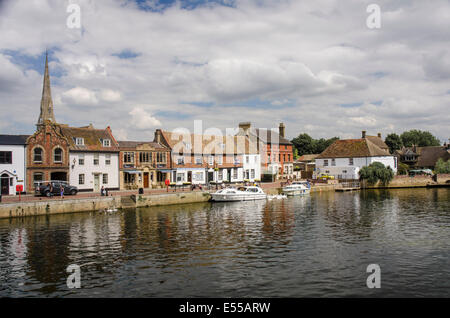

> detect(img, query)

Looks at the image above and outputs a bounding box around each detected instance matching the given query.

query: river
[0,188,449,297]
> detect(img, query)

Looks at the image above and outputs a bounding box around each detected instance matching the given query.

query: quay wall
[134,191,211,208]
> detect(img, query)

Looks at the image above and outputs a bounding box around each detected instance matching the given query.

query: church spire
[37,51,56,127]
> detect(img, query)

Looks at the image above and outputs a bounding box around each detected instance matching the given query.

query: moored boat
[282,181,311,196]
[211,186,267,202]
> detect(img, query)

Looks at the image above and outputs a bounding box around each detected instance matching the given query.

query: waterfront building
[62,124,120,192]
[237,122,294,179]
[155,129,250,185]
[395,144,450,170]
[293,154,319,179]
[0,135,29,195]
[314,131,397,180]
[118,140,171,190]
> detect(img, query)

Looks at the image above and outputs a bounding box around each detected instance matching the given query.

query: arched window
[54,148,63,163]
[34,148,43,163]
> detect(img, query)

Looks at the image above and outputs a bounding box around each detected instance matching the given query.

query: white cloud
[129,107,161,130]
[61,87,98,105]
[100,89,122,102]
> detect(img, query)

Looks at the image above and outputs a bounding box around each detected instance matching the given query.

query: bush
[397,162,409,175]
[359,162,394,186]
[435,158,450,174]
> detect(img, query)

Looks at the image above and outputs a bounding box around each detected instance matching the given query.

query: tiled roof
[0,135,29,145]
[297,154,319,162]
[416,146,450,167]
[365,135,389,151]
[317,137,391,159]
[160,130,258,155]
[60,126,119,152]
[118,140,169,150]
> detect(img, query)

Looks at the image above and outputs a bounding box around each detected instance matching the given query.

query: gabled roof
[60,126,119,152]
[118,140,169,150]
[317,137,391,159]
[159,130,258,155]
[365,135,389,151]
[0,135,29,145]
[297,154,319,162]
[416,146,450,167]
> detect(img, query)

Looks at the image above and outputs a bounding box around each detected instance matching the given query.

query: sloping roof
[118,140,169,150]
[317,137,391,159]
[60,126,119,152]
[160,130,258,155]
[366,135,389,151]
[297,154,319,162]
[416,146,450,167]
[253,128,292,145]
[0,135,29,145]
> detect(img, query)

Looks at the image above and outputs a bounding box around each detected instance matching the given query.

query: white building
[61,125,120,192]
[0,135,28,195]
[314,131,397,180]
[243,153,261,182]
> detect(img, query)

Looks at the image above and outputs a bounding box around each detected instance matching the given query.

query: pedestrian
[48,182,53,197]
[60,184,64,199]
[101,186,105,196]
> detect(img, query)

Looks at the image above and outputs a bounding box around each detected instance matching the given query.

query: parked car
[35,181,78,197]
[319,174,335,180]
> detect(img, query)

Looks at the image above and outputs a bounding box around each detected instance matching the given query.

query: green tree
[434,158,450,174]
[359,162,394,186]
[385,133,403,154]
[397,162,409,175]
[291,133,315,156]
[314,137,339,154]
[400,130,440,147]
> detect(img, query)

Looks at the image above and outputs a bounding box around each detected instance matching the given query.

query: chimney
[155,129,161,144]
[362,130,366,138]
[279,123,285,138]
[239,122,251,136]
[377,132,382,138]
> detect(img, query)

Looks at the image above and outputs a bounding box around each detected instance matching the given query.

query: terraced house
[155,129,258,184]
[118,139,171,190]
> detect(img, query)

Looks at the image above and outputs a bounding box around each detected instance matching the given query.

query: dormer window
[75,138,84,146]
[102,139,111,147]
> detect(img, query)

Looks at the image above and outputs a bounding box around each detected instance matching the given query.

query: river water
[0,188,449,297]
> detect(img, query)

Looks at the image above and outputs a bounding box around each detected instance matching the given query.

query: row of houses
[0,55,294,195]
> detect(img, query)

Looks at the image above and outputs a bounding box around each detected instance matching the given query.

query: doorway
[207,171,214,183]
[94,174,100,192]
[143,172,149,188]
[187,171,192,183]
[1,173,9,195]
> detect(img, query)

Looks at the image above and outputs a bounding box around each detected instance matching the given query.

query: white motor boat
[211,186,267,202]
[281,181,311,196]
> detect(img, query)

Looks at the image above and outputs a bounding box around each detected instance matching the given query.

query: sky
[0,0,449,142]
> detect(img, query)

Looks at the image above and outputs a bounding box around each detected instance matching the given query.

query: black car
[35,181,78,197]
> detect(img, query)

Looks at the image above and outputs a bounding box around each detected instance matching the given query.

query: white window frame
[75,138,84,146]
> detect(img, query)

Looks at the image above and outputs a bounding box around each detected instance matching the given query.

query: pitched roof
[160,130,258,155]
[317,137,391,159]
[416,146,450,167]
[297,154,319,162]
[118,140,169,150]
[365,135,389,151]
[253,128,292,145]
[60,126,119,152]
[0,135,30,145]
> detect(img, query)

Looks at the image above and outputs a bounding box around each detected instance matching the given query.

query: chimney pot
[279,123,286,138]
[377,132,381,138]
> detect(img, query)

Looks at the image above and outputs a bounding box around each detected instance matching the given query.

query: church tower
[37,52,56,127]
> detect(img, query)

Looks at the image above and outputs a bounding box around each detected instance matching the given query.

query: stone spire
[37,51,56,127]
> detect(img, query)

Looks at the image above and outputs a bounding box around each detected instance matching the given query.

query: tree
[359,162,394,186]
[400,130,440,147]
[434,158,450,174]
[291,133,314,156]
[397,162,409,175]
[385,133,403,154]
[314,137,339,154]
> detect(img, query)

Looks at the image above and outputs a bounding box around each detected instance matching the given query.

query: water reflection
[0,188,449,297]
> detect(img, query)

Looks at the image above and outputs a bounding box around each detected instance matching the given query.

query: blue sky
[0,0,449,142]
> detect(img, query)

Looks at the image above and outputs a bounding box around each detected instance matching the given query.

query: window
[79,174,85,185]
[246,156,249,163]
[33,172,43,187]
[288,154,291,162]
[283,154,286,162]
[193,172,204,182]
[195,155,202,165]
[251,169,255,179]
[218,170,223,180]
[157,152,166,163]
[394,157,397,168]
[177,157,185,165]
[78,154,84,165]
[349,158,354,166]
[324,159,329,166]
[331,159,336,166]
[176,173,185,182]
[234,155,240,164]
[102,174,108,184]
[0,151,12,164]
[93,153,99,165]
[124,152,134,163]
[102,139,111,147]
[139,152,151,163]
[105,154,111,165]
[217,156,223,165]
[233,168,238,179]
[208,155,214,165]
[75,138,84,146]
[54,148,62,163]
[33,148,43,163]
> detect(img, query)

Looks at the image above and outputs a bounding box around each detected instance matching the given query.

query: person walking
[60,184,64,199]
